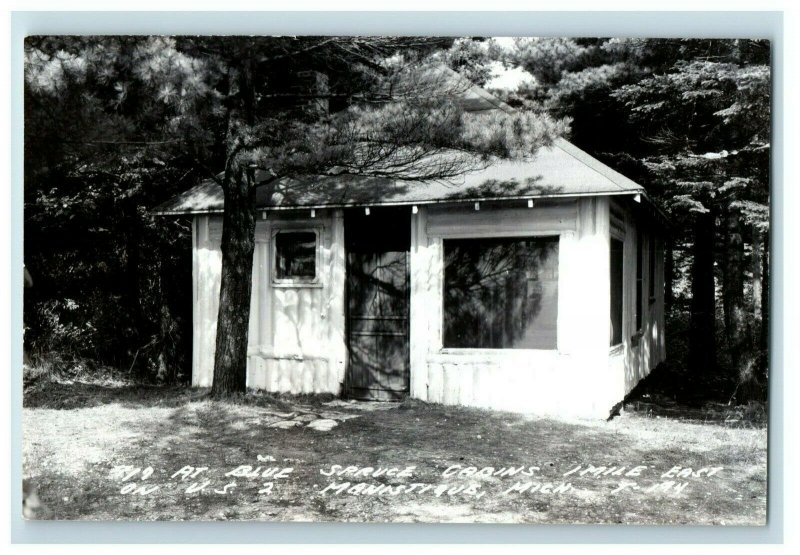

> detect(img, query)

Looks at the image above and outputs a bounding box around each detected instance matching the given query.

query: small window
[610,238,624,346]
[443,236,559,350]
[273,230,318,284]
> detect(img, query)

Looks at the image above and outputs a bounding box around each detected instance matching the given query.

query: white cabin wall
[619,207,639,398]
[327,210,348,390]
[192,215,222,387]
[573,196,620,415]
[630,226,667,392]
[249,209,347,394]
[191,197,665,416]
[191,217,198,384]
[409,207,432,400]
[652,235,667,365]
[409,199,613,418]
[633,221,650,387]
[608,199,668,398]
[191,210,347,394]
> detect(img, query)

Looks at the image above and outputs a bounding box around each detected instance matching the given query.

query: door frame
[343,208,412,400]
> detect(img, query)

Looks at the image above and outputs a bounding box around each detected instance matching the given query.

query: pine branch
[59,139,181,146]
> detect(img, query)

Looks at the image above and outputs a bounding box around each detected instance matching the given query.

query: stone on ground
[306,419,338,431]
[269,420,303,429]
[292,413,319,423]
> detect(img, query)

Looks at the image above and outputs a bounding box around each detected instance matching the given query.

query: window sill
[429,349,559,364]
[438,347,558,354]
[246,348,330,361]
[271,280,323,289]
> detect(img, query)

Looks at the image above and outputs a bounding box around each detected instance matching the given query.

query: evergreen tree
[25,36,568,394]
[507,37,770,399]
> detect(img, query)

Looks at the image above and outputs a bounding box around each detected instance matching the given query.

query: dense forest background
[23,37,770,403]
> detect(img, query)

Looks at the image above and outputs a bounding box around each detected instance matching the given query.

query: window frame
[635,228,644,332]
[438,231,562,353]
[270,226,323,288]
[648,233,657,304]
[609,235,625,348]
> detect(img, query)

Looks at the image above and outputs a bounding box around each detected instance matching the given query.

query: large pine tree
[25,36,569,394]
[505,38,770,398]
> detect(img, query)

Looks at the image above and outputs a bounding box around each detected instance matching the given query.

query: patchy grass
[622,362,769,428]
[22,380,767,524]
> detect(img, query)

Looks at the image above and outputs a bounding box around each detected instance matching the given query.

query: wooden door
[345,209,410,400]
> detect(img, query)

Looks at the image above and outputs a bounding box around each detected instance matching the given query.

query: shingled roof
[154,138,648,215]
[153,65,653,217]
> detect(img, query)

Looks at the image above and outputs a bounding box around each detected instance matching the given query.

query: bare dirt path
[22,384,767,524]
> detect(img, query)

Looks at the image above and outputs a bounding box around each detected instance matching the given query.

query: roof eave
[152,189,650,217]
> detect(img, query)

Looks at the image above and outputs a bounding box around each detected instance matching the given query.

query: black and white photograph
[20,33,771,526]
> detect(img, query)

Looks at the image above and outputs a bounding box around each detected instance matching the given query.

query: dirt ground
[21,381,767,524]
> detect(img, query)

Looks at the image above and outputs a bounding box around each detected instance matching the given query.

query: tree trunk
[211,55,259,397]
[759,229,769,381]
[156,247,180,384]
[664,235,674,315]
[688,210,716,374]
[751,227,762,322]
[124,213,146,375]
[721,206,750,389]
[211,166,256,396]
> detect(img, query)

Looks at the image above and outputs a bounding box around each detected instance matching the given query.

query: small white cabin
[156,136,667,419]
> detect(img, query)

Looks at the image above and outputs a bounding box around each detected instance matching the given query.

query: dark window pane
[610,238,624,346]
[636,230,643,330]
[648,234,656,299]
[443,236,559,349]
[275,231,316,279]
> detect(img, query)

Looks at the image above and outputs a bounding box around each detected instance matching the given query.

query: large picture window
[443,236,559,350]
[273,229,318,284]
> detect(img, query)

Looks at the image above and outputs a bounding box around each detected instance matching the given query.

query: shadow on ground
[620,362,768,428]
[23,379,336,413]
[21,368,768,524]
